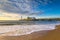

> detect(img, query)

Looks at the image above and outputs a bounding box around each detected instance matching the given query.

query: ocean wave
[0,24,56,36]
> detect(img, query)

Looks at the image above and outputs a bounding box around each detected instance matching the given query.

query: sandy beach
[0,25,60,40]
[0,0,60,40]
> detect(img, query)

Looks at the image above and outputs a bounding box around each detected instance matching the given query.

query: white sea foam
[0,24,58,36]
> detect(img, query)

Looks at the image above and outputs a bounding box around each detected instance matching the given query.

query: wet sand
[0,25,60,40]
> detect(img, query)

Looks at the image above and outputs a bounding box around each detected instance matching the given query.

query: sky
[0,0,60,20]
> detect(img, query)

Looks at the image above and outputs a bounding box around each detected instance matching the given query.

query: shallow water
[0,21,60,36]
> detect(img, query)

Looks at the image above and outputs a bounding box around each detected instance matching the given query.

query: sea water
[0,21,60,36]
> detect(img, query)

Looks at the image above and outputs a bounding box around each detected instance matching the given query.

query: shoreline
[0,30,50,40]
[0,24,55,36]
[0,25,60,40]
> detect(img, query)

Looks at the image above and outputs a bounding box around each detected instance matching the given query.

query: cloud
[0,0,31,14]
[0,11,21,20]
[0,0,53,16]
[30,0,53,9]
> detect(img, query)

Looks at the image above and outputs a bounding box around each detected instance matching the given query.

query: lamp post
[21,16,22,20]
